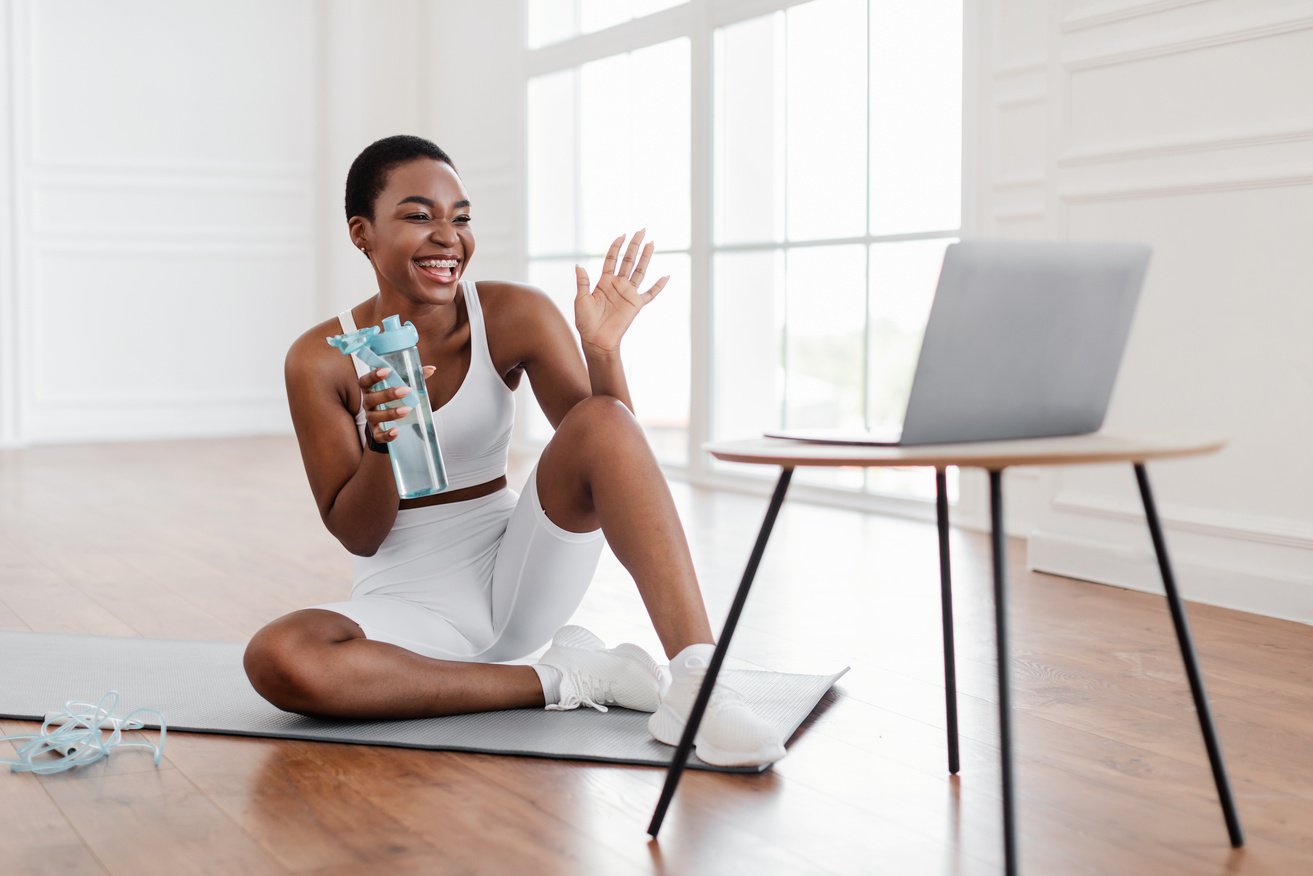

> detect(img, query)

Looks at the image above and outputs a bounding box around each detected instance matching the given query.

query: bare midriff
[398,475,508,509]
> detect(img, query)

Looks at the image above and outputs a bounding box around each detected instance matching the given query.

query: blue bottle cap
[368,314,419,354]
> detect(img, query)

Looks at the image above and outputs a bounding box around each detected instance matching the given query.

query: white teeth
[417,258,458,268]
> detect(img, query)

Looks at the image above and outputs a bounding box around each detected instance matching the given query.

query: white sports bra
[339,280,515,491]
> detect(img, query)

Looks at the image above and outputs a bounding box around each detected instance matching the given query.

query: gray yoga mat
[0,632,848,773]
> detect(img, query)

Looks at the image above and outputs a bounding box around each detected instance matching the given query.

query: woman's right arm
[284,336,412,556]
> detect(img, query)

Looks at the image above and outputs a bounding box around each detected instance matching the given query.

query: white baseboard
[1028,531,1313,625]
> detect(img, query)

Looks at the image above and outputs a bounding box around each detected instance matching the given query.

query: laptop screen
[895,240,1150,445]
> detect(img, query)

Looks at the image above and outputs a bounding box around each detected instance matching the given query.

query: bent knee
[243,631,313,711]
[243,611,360,713]
[559,395,638,439]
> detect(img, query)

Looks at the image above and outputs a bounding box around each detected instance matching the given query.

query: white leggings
[310,463,605,663]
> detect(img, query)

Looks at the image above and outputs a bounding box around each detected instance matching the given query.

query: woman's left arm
[573,230,669,413]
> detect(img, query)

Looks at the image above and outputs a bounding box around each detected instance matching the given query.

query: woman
[243,135,783,767]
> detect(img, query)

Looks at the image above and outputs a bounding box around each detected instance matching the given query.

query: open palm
[574,230,670,354]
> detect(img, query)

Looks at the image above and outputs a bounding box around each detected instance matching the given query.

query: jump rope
[0,691,166,775]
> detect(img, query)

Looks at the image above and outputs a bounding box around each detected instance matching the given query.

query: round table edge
[703,434,1228,470]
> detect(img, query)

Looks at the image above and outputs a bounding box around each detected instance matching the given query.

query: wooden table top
[705,432,1226,470]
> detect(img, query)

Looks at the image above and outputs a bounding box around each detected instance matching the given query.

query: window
[525,0,962,501]
[711,0,962,498]
[526,38,691,465]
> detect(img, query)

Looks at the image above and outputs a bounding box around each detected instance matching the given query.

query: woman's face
[351,158,475,304]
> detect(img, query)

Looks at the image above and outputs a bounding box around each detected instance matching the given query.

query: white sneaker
[537,625,664,714]
[648,644,787,767]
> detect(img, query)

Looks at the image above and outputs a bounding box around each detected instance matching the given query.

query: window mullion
[863,0,873,466]
[688,0,714,476]
[779,9,789,430]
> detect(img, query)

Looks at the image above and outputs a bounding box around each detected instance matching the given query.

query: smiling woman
[238,134,787,768]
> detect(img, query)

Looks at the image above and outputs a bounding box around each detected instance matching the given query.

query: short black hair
[344,135,457,221]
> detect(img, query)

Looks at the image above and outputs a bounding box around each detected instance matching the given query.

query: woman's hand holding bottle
[361,364,436,445]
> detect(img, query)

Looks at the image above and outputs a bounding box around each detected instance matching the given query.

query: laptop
[765,239,1151,446]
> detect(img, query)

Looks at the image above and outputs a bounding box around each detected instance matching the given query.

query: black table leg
[936,468,961,775]
[647,467,795,837]
[1132,463,1244,848]
[989,469,1018,876]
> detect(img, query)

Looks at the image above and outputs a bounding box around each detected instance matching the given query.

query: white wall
[963,0,1313,622]
[0,0,436,447]
[1,0,316,444]
[423,3,528,289]
[0,2,15,447]
[318,0,438,316]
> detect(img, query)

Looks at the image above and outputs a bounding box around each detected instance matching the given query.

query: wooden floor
[1,436,1311,875]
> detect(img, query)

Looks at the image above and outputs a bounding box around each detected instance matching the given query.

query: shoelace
[545,669,614,714]
[0,691,166,775]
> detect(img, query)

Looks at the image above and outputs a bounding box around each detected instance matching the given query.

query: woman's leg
[243,609,546,720]
[533,395,715,658]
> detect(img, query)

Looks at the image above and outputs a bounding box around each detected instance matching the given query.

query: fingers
[640,274,670,305]
[594,230,659,283]
[581,231,661,308]
[359,366,389,389]
[366,383,412,441]
[360,366,411,406]
[359,366,398,393]
[600,235,624,277]
[574,264,590,300]
[618,229,646,277]
[369,404,411,442]
[360,366,428,390]
[630,240,654,287]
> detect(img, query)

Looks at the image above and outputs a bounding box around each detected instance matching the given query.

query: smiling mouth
[415,257,460,282]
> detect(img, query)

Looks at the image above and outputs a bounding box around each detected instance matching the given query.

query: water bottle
[326,316,448,498]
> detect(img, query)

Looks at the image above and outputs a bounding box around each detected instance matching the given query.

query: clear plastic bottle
[326,316,448,498]
[367,315,448,498]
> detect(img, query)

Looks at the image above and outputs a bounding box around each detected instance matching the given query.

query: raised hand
[574,229,670,354]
